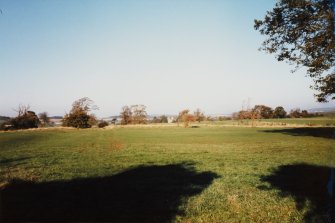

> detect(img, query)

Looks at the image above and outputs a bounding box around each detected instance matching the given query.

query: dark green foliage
[252,105,273,119]
[273,106,287,118]
[255,0,335,102]
[160,115,168,123]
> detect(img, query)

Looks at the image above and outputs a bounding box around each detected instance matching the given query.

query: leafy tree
[193,108,205,123]
[252,105,274,119]
[62,97,98,128]
[160,115,168,123]
[254,0,335,102]
[273,106,287,118]
[120,106,132,125]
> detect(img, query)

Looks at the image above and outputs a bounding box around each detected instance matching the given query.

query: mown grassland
[0,126,334,222]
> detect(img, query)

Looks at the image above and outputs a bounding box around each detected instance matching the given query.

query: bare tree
[38,112,50,127]
[14,104,30,117]
[71,97,98,113]
[193,108,205,123]
[131,105,147,124]
[120,106,132,125]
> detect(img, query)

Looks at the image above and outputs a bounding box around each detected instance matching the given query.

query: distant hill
[307,107,335,113]
[49,116,63,119]
[0,116,10,125]
[0,116,11,121]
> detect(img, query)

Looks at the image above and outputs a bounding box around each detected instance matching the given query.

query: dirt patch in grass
[109,139,124,151]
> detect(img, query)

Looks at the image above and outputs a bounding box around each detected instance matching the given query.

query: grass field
[202,117,335,127]
[0,126,334,222]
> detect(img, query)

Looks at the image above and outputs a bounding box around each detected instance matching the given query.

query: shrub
[10,111,40,129]
[98,121,109,128]
[62,111,92,128]
[62,97,98,128]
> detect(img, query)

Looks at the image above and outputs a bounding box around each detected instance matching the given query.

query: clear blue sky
[0,0,332,117]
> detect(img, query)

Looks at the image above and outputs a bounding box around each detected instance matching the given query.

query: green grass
[0,126,334,222]
[203,117,335,126]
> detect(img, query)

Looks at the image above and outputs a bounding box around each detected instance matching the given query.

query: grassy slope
[0,126,334,222]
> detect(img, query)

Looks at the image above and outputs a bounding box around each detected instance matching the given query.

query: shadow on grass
[259,163,335,222]
[0,157,32,166]
[0,133,45,149]
[260,127,335,139]
[0,162,218,223]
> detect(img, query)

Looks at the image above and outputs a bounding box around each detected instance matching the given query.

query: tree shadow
[260,127,335,139]
[0,162,219,223]
[0,133,44,149]
[259,163,335,222]
[0,156,32,166]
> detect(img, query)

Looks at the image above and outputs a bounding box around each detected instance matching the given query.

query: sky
[0,0,333,117]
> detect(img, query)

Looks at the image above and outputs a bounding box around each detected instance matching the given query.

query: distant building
[102,117,121,125]
[167,117,176,123]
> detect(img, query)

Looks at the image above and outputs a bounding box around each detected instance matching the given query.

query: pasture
[0,125,334,222]
[205,117,335,127]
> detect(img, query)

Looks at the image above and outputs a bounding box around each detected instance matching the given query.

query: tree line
[0,97,326,130]
[233,105,322,120]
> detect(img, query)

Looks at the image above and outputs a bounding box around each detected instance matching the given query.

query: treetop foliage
[62,97,98,128]
[255,0,335,102]
[71,97,98,113]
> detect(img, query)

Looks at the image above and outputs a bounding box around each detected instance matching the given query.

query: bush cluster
[62,97,98,128]
[98,121,109,128]
[1,111,39,130]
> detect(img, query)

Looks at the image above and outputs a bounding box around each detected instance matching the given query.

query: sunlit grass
[203,117,335,126]
[0,126,334,222]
